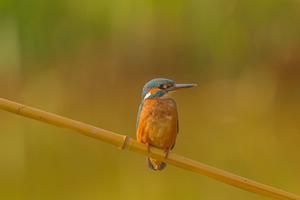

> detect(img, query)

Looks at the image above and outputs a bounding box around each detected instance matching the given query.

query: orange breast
[136,98,178,150]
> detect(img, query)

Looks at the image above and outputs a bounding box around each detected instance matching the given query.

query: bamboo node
[119,135,130,150]
[17,105,26,114]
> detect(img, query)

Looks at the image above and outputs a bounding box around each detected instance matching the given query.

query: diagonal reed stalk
[0,97,299,200]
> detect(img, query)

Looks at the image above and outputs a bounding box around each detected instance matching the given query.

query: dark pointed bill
[171,83,197,91]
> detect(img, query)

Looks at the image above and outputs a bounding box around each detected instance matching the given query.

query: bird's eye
[159,84,169,89]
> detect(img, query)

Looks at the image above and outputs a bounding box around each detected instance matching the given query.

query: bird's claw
[164,148,170,160]
[146,143,151,155]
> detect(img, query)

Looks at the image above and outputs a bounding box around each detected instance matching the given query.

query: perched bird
[136,78,196,170]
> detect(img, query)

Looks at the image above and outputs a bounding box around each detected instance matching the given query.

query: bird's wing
[136,101,144,129]
[171,106,179,150]
[177,118,179,133]
[175,102,179,134]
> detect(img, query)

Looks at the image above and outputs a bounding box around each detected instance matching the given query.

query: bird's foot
[164,148,170,160]
[146,143,151,155]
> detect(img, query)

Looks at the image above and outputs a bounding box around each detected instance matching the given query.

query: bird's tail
[147,157,166,171]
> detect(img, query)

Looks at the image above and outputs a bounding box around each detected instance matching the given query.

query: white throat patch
[144,92,152,100]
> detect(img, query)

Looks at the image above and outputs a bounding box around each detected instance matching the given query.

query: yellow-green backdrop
[1,0,300,199]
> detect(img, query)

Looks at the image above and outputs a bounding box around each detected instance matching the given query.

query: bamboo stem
[0,97,299,200]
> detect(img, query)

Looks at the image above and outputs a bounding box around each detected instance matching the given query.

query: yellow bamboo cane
[0,97,299,200]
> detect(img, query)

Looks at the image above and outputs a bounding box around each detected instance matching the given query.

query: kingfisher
[136,78,196,171]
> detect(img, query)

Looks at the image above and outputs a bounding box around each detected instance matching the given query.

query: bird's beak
[169,83,197,91]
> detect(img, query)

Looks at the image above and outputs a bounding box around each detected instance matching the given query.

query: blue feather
[142,78,174,99]
[136,101,144,129]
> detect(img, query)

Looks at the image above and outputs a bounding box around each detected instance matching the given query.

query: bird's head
[141,78,196,100]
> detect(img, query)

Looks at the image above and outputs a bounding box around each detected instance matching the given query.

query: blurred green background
[1,0,300,199]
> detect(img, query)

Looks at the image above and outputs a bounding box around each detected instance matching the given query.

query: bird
[136,78,196,171]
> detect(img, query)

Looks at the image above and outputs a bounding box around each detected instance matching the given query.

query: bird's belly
[137,98,178,149]
[146,115,176,148]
